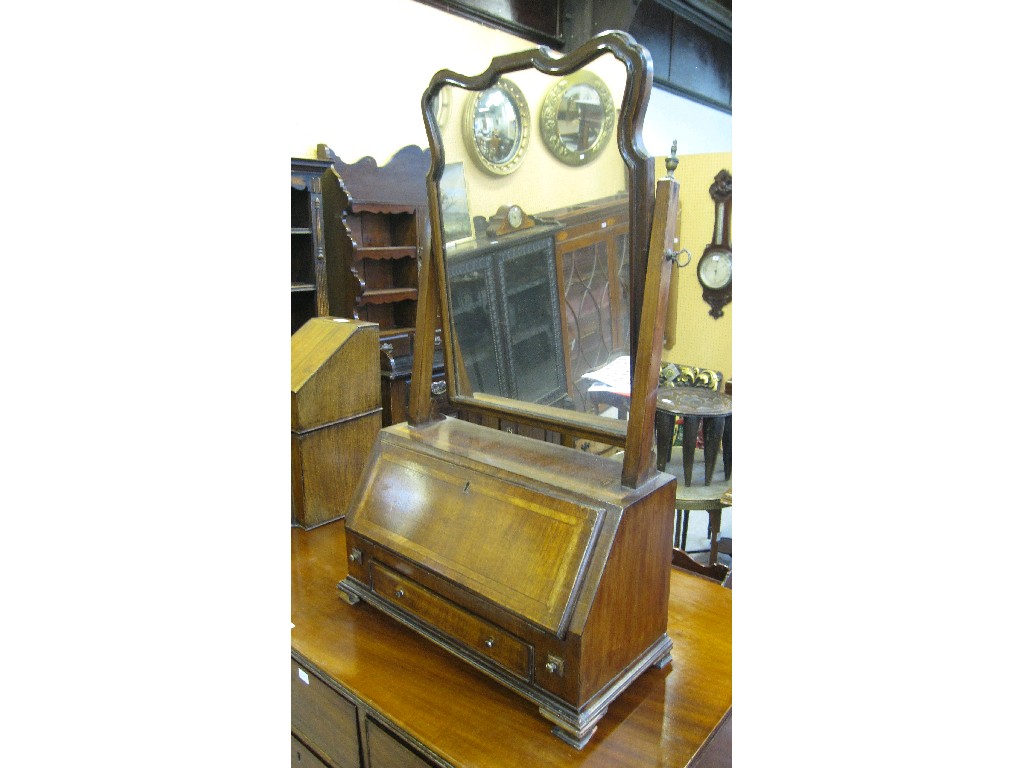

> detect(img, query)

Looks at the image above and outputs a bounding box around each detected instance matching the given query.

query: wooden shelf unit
[291,158,333,334]
[317,143,445,426]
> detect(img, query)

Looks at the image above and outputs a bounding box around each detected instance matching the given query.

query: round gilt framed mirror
[539,71,615,166]
[462,77,530,176]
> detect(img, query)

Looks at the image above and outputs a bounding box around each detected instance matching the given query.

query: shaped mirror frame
[410,31,656,450]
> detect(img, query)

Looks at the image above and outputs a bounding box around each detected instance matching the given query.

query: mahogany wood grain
[452,392,628,446]
[292,520,731,767]
[341,417,677,742]
[578,476,674,701]
[408,186,444,427]
[371,562,533,679]
[621,177,680,488]
[349,438,603,635]
[365,718,433,768]
[291,656,361,768]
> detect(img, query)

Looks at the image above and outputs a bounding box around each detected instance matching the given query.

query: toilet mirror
[418,32,656,442]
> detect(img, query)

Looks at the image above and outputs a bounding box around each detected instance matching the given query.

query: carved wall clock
[696,169,732,318]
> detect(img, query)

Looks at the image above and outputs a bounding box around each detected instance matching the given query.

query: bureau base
[338,576,673,749]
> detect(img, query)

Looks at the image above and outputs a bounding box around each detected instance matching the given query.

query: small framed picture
[439,162,474,245]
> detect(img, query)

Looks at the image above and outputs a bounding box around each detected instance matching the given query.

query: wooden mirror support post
[621,175,679,489]
[339,32,681,750]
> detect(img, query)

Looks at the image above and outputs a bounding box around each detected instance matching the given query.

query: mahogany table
[291,519,732,768]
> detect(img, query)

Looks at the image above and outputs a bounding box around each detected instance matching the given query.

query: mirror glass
[428,48,643,426]
[464,78,530,174]
[540,71,615,166]
[558,84,600,151]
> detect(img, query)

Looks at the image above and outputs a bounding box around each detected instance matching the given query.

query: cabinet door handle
[484,637,495,649]
[393,588,405,599]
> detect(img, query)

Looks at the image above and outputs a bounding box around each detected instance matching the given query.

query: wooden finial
[665,140,679,178]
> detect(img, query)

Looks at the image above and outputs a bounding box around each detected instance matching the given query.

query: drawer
[371,562,533,681]
[292,735,330,768]
[365,717,433,768]
[291,659,361,768]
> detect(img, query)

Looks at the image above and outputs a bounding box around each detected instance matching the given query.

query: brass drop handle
[484,637,495,649]
[394,589,405,599]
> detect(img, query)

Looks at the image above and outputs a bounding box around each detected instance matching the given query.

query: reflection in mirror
[540,70,615,165]
[426,43,649,430]
[463,78,530,176]
[559,84,599,151]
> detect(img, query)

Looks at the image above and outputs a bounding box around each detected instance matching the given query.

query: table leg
[680,415,701,487]
[722,414,732,480]
[655,409,675,472]
[708,507,722,566]
[615,393,629,420]
[702,417,726,486]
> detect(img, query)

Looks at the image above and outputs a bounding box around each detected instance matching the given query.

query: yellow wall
[436,59,628,223]
[661,152,733,383]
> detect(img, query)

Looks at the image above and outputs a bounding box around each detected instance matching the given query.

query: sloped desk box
[291,317,382,529]
[338,417,675,748]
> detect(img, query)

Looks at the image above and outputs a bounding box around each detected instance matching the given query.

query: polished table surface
[292,519,732,767]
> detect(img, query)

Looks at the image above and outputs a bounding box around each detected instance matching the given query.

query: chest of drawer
[291,659,360,768]
[365,718,433,768]
[371,562,533,681]
[292,735,330,768]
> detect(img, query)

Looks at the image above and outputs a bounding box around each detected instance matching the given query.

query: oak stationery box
[291,317,382,529]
